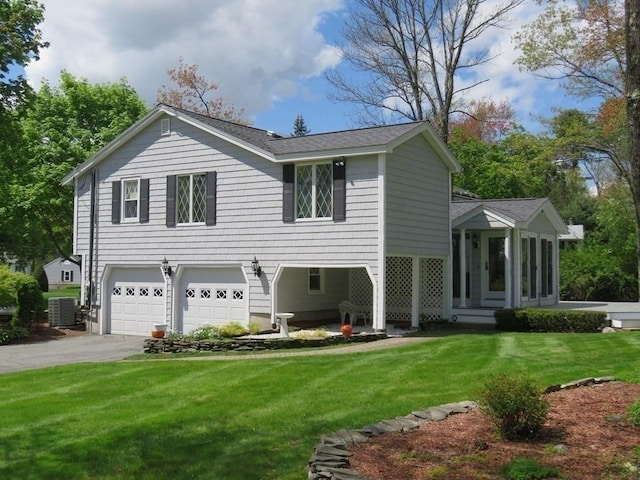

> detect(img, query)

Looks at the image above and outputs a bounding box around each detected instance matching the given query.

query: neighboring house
[559,221,585,249]
[2,255,31,274]
[451,198,568,325]
[44,257,81,289]
[62,104,462,336]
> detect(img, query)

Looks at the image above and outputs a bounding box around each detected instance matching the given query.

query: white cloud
[26,0,343,118]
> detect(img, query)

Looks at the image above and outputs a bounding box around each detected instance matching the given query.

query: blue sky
[21,0,593,136]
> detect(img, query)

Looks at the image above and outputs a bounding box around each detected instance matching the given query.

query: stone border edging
[143,332,388,354]
[306,376,617,480]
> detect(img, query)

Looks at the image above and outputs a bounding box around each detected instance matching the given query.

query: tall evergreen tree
[292,115,310,136]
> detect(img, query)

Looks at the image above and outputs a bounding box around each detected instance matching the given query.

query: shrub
[478,372,549,440]
[217,322,249,338]
[0,267,44,328]
[184,322,249,341]
[501,457,560,480]
[0,326,29,345]
[291,328,330,339]
[185,325,222,340]
[628,399,640,426]
[495,308,606,333]
[13,273,44,328]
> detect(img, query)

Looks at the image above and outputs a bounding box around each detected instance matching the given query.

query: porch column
[459,229,467,308]
[504,229,512,308]
[375,153,387,331]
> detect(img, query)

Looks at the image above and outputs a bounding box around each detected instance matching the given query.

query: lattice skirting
[347,257,446,323]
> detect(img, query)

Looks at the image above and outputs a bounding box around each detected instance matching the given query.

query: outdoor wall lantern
[251,257,262,277]
[161,257,172,278]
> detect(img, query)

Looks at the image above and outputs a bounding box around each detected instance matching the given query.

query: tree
[516,0,640,298]
[627,0,640,296]
[450,130,557,199]
[514,0,625,99]
[0,0,48,111]
[292,115,310,136]
[2,72,147,263]
[157,58,251,125]
[449,99,517,143]
[326,0,524,141]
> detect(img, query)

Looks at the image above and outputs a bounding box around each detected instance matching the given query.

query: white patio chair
[338,301,370,326]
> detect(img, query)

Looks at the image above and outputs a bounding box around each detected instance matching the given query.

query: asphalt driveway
[0,335,145,374]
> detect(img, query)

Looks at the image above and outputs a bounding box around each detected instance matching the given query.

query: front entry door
[481,232,506,307]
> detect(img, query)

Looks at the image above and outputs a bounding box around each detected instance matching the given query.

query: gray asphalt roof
[451,198,548,222]
[171,105,426,156]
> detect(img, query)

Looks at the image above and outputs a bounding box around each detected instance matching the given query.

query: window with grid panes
[122,179,139,220]
[177,174,206,224]
[296,163,332,219]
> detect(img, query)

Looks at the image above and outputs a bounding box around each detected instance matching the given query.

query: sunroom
[450,198,568,325]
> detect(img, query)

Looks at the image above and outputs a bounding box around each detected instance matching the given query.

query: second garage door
[179,267,247,334]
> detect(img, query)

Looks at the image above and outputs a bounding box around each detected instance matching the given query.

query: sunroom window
[296,163,332,219]
[177,174,206,224]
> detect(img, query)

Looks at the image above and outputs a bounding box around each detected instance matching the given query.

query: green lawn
[1,332,640,479]
[43,285,81,301]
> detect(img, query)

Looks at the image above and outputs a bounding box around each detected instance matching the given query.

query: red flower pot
[151,330,165,338]
[341,324,353,338]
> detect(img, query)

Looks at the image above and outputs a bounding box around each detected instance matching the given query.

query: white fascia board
[452,205,515,229]
[273,145,389,162]
[518,199,568,234]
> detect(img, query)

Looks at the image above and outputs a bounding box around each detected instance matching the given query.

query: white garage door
[180,267,247,334]
[109,268,165,336]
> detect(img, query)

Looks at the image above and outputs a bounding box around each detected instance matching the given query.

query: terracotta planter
[151,330,165,338]
[341,324,353,338]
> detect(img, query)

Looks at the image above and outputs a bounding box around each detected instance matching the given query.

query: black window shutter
[166,175,176,227]
[139,178,150,224]
[61,270,64,281]
[70,270,74,282]
[111,181,121,224]
[206,171,217,226]
[333,158,346,221]
[283,164,295,223]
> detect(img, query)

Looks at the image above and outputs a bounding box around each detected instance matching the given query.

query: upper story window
[177,174,206,224]
[111,178,149,225]
[296,163,332,219]
[122,179,139,221]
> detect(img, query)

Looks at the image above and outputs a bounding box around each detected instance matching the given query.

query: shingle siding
[75,115,381,315]
[385,135,450,256]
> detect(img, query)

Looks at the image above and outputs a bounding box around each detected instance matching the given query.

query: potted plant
[152,322,168,338]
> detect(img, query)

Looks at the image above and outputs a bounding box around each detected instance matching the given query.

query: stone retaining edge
[143,332,388,354]
[306,376,617,480]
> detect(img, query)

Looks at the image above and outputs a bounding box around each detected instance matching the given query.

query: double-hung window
[296,163,332,219]
[177,174,206,224]
[122,179,139,221]
[112,178,148,224]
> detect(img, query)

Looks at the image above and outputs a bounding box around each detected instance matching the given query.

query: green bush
[0,266,44,328]
[13,273,44,328]
[478,372,549,440]
[0,326,29,345]
[495,308,605,333]
[627,399,640,426]
[501,457,560,480]
[184,322,249,341]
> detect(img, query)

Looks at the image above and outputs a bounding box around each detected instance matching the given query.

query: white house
[62,104,464,336]
[44,257,81,290]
